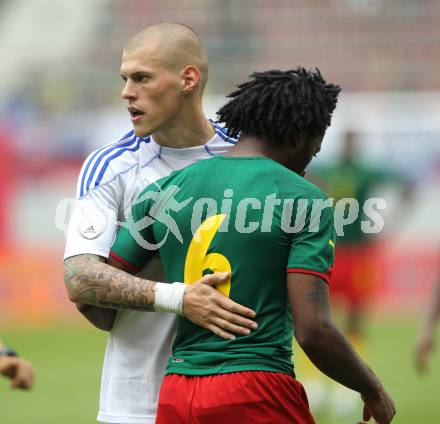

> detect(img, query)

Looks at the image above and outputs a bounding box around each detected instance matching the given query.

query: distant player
[310,133,411,358]
[312,132,387,344]
[110,68,396,423]
[307,132,411,417]
[415,275,440,372]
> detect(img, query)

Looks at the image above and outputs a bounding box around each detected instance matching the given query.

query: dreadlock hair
[217,68,341,146]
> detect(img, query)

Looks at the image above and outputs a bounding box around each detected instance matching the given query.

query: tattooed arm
[67,253,143,331]
[75,302,117,331]
[64,254,156,313]
[66,252,165,330]
[65,254,156,331]
[64,254,257,338]
[288,273,396,424]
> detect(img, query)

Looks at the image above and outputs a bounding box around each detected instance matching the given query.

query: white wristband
[153,282,186,315]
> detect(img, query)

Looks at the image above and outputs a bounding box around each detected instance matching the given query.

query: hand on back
[182,272,258,340]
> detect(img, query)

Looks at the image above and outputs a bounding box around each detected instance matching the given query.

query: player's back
[145,156,334,377]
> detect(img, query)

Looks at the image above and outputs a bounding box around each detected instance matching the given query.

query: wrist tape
[153,282,186,315]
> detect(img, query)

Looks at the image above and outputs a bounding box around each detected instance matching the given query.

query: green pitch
[1,317,439,424]
[295,316,440,424]
[0,324,107,424]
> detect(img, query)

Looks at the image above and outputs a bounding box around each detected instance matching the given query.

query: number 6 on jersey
[184,214,232,297]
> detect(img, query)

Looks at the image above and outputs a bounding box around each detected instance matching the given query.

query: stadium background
[0,0,439,422]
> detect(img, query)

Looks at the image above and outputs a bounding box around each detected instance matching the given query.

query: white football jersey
[64,123,236,424]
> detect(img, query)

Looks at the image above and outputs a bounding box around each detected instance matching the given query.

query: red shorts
[331,243,380,309]
[156,371,315,424]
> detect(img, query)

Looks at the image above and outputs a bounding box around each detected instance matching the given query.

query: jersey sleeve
[286,194,336,284]
[64,154,121,260]
[110,187,158,272]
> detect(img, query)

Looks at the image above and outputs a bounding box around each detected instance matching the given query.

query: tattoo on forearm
[306,278,329,304]
[64,254,155,311]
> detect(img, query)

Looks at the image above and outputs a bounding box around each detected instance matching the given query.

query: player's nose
[121,80,137,100]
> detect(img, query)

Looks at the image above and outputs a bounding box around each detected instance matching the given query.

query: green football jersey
[111,156,335,376]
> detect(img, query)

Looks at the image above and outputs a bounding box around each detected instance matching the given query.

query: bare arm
[288,273,395,424]
[0,340,35,390]
[64,254,258,339]
[415,278,440,372]
[68,254,166,331]
[0,356,35,390]
[64,254,156,310]
[70,254,135,331]
[74,302,117,332]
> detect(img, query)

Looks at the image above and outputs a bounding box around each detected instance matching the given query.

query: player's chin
[132,123,150,138]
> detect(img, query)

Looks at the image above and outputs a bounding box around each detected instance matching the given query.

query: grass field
[1,316,439,424]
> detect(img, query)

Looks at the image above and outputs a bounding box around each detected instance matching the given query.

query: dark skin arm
[288,273,396,424]
[64,254,258,338]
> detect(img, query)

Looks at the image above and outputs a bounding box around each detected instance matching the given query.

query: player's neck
[152,105,214,149]
[224,135,288,165]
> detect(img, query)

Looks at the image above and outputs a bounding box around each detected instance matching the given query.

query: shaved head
[125,22,209,91]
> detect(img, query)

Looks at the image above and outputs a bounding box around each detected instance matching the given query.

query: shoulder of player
[78,131,153,198]
[133,160,207,211]
[132,171,183,218]
[136,164,191,199]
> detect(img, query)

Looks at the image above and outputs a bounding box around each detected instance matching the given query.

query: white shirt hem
[98,412,156,424]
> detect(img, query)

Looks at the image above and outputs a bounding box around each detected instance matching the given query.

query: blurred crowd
[0,0,440,159]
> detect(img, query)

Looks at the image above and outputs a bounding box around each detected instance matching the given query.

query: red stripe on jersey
[109,251,141,273]
[286,267,333,285]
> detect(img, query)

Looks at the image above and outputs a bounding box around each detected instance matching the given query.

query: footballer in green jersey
[112,155,335,377]
[110,69,395,424]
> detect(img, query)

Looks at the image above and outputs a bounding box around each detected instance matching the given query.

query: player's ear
[181,66,200,94]
[293,131,308,152]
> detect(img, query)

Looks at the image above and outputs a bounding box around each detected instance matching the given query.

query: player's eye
[134,75,150,83]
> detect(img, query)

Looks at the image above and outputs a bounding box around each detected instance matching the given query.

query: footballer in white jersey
[64,124,237,423]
